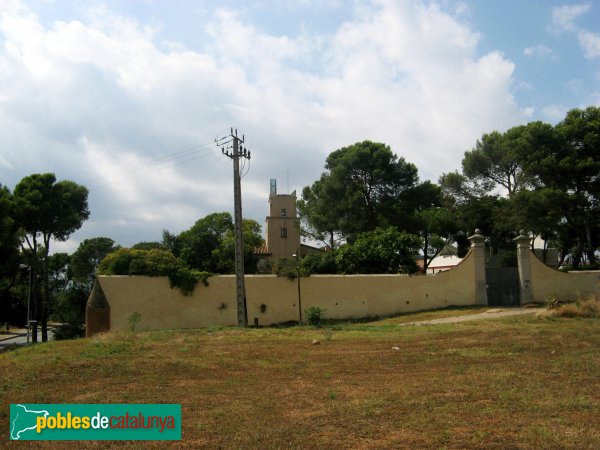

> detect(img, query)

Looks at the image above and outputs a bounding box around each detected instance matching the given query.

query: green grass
[1,310,599,449]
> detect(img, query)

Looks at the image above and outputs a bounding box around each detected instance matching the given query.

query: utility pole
[216,128,251,327]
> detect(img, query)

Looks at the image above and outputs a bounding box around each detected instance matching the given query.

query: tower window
[281,228,288,238]
[281,208,287,216]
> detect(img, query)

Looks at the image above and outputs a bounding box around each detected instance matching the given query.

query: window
[280,228,288,238]
[281,208,287,216]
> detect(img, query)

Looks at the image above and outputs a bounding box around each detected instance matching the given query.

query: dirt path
[400,307,541,326]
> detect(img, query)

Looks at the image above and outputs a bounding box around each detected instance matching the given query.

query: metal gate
[486,267,520,306]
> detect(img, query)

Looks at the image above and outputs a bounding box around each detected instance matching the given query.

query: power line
[83,140,217,187]
[87,147,217,191]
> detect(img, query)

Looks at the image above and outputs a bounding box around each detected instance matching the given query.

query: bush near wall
[97,248,211,295]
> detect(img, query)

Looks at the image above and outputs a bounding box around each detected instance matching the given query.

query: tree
[218,219,263,274]
[163,212,263,274]
[442,121,561,254]
[0,184,22,326]
[71,237,120,288]
[401,180,457,271]
[12,174,89,342]
[131,241,163,251]
[298,180,344,250]
[538,107,599,264]
[500,107,600,266]
[300,141,423,242]
[335,227,420,274]
[299,251,338,275]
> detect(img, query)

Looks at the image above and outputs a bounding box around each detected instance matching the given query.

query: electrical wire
[88,146,218,191]
[86,128,254,191]
[82,140,216,186]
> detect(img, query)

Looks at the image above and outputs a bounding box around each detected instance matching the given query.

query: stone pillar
[513,230,533,305]
[468,229,488,306]
[85,279,110,337]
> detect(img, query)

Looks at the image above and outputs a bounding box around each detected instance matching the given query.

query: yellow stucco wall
[529,252,600,302]
[98,250,477,332]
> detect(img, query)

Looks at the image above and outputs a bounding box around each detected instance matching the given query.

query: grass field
[1,307,599,449]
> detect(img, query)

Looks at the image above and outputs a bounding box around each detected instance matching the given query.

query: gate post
[468,229,488,306]
[513,230,533,305]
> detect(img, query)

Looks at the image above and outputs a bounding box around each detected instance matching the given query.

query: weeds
[305,306,326,327]
[127,311,141,331]
[543,295,600,318]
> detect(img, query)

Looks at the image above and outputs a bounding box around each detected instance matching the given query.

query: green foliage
[128,311,141,332]
[52,283,89,339]
[53,323,85,340]
[168,267,211,295]
[71,237,120,287]
[300,252,338,274]
[300,141,431,243]
[0,184,22,326]
[131,241,163,250]
[336,227,420,274]
[13,174,89,242]
[305,306,326,327]
[0,184,19,283]
[98,248,212,295]
[443,109,600,266]
[11,173,89,341]
[163,212,263,274]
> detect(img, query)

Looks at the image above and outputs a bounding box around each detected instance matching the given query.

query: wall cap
[468,229,486,246]
[513,230,531,245]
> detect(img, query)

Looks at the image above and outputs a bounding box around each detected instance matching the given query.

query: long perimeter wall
[96,249,481,332]
[87,230,600,334]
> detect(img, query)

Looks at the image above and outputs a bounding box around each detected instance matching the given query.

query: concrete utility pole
[217,128,251,327]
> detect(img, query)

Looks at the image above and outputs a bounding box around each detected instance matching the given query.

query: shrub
[168,267,211,296]
[300,252,338,274]
[305,306,326,327]
[545,296,600,318]
[98,248,211,295]
[53,323,85,340]
[335,227,420,274]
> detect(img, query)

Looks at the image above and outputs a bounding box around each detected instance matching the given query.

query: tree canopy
[163,212,263,274]
[299,140,436,247]
[442,106,600,266]
[11,173,89,342]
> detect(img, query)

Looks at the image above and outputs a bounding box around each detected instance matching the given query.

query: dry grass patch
[540,295,600,318]
[1,313,599,449]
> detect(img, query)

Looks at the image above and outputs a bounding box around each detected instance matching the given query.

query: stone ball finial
[519,229,526,236]
[474,229,481,235]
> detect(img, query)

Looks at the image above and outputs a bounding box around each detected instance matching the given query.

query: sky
[0,0,599,253]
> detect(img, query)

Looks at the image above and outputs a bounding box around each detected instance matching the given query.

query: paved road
[400,307,541,326]
[0,327,57,349]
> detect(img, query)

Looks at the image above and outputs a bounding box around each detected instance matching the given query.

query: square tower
[265,180,300,258]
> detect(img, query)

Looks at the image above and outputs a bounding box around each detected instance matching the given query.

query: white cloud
[578,30,600,59]
[565,78,584,94]
[522,107,535,117]
[551,3,591,32]
[550,3,600,60]
[454,2,471,18]
[523,44,556,59]
[541,104,567,122]
[0,0,525,249]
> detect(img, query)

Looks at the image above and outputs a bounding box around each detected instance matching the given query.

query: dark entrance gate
[486,267,520,306]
